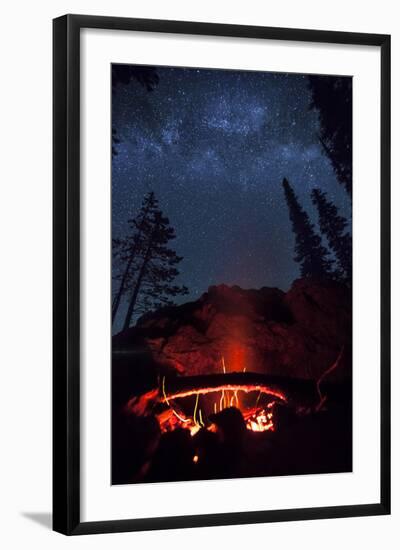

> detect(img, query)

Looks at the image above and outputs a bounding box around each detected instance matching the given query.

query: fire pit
[125,356,296,437]
[161,370,289,435]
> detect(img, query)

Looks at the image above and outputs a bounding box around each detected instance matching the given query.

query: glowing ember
[190,425,201,436]
[158,358,283,435]
[244,406,275,432]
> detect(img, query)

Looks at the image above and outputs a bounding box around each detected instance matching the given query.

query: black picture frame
[53,14,391,535]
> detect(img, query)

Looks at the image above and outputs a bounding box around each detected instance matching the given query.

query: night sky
[112,66,351,318]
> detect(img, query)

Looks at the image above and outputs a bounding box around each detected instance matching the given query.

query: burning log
[160,371,317,407]
[161,372,287,403]
[125,365,344,439]
[125,388,158,416]
[125,371,323,417]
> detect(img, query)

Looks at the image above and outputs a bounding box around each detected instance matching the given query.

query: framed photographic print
[53,14,390,535]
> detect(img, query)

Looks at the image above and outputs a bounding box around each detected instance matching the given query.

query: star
[112,65,352,331]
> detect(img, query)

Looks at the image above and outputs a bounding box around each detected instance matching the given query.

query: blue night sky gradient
[112,66,351,309]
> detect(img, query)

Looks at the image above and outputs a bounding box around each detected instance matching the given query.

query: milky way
[112,66,351,311]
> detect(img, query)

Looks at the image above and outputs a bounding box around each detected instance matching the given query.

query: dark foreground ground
[111,279,352,485]
[112,383,352,485]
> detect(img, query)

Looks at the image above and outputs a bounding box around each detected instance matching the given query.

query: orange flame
[245,408,275,432]
[159,361,283,435]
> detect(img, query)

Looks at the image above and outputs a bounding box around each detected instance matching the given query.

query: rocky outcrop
[113,278,351,381]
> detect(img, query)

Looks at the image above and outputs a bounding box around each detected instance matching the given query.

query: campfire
[117,350,351,485]
[156,357,287,436]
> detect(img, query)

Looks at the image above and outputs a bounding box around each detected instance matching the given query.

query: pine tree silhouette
[112,191,188,331]
[112,66,159,157]
[308,76,352,196]
[311,188,352,282]
[282,178,333,279]
[112,192,158,325]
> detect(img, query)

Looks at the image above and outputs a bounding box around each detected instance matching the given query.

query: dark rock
[113,278,351,382]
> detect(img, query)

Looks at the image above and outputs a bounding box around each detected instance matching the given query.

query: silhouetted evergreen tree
[112,66,159,157]
[112,128,120,157]
[282,178,333,279]
[308,76,352,196]
[112,191,188,331]
[112,66,159,92]
[311,188,352,282]
[112,192,159,325]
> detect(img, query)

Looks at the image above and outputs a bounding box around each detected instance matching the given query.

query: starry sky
[112,65,351,310]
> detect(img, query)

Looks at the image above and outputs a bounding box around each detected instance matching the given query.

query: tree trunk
[112,250,136,325]
[122,231,155,331]
[112,204,151,327]
[122,258,147,331]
